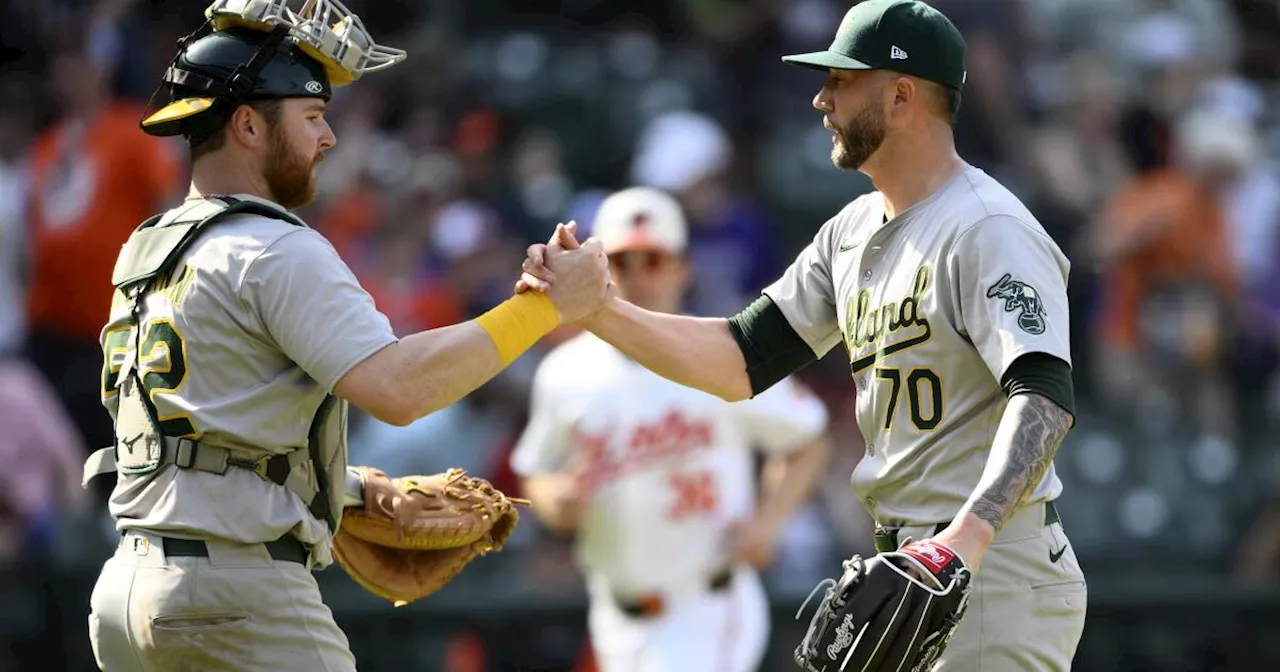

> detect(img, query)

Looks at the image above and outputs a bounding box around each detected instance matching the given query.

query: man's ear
[890,76,917,118]
[227,104,267,149]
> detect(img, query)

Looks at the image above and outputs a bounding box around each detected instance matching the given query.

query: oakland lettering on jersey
[846,264,932,373]
[156,264,198,307]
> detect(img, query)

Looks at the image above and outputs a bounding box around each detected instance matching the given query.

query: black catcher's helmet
[141,0,405,145]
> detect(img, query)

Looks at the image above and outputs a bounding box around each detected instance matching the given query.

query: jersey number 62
[102,319,198,438]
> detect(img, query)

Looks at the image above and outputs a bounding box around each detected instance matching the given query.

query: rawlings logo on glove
[794,539,972,672]
[826,614,858,660]
[332,467,531,607]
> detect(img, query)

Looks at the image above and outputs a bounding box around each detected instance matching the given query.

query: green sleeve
[727,296,819,396]
[1001,352,1075,417]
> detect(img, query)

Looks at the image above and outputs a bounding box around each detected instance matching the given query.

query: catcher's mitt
[794,539,971,672]
[332,467,531,607]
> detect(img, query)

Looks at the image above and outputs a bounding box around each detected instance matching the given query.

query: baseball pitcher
[81,2,609,670]
[518,1,1087,670]
[512,187,831,672]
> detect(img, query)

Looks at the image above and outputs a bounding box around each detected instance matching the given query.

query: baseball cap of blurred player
[781,0,967,92]
[591,186,688,258]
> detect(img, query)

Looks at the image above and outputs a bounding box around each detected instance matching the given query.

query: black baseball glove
[793,539,972,672]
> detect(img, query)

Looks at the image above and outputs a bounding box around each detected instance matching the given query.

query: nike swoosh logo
[838,240,863,252]
[1049,544,1068,563]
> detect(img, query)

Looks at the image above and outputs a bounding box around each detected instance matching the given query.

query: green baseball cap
[782,0,967,91]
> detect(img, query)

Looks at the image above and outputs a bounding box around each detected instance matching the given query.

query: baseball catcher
[82,0,608,666]
[794,539,971,672]
[334,467,531,607]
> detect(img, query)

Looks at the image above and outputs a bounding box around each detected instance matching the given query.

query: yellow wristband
[475,292,561,366]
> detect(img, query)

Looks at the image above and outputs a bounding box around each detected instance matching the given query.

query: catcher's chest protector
[84,195,345,532]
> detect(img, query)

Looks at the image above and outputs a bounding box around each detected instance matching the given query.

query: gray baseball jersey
[763,164,1070,526]
[99,203,397,567]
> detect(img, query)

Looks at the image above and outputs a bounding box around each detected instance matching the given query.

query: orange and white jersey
[510,331,828,597]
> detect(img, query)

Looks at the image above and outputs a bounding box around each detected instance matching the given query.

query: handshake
[513,221,614,324]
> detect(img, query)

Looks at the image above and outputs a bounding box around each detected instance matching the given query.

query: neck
[862,122,965,219]
[188,152,274,203]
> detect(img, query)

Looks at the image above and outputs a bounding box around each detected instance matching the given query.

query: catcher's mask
[141,0,406,144]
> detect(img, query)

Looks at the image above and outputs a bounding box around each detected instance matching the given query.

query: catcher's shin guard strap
[476,292,560,365]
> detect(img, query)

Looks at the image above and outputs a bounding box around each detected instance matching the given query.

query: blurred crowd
[5,0,1280,669]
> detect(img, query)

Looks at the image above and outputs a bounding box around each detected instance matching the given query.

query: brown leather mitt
[332,466,531,607]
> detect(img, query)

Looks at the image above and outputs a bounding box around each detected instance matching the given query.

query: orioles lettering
[574,410,715,493]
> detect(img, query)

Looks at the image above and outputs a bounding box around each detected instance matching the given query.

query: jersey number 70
[875,367,943,431]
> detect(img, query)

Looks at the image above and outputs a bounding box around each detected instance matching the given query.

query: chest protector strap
[82,196,338,532]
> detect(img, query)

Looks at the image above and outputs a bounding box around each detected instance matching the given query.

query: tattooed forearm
[965,393,1072,532]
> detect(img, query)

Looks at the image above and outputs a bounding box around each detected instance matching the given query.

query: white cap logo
[891,46,908,60]
[305,80,324,94]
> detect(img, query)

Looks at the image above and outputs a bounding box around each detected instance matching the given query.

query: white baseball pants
[586,564,770,672]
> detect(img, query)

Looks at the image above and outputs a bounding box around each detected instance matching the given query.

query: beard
[831,97,888,171]
[263,126,321,209]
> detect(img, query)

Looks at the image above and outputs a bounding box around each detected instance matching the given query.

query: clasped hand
[517,222,613,323]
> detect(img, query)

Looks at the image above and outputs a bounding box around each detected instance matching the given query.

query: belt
[617,568,735,619]
[873,501,1061,554]
[155,535,309,565]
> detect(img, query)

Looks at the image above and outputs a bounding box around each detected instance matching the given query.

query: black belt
[873,501,1061,554]
[153,535,309,565]
[617,568,735,619]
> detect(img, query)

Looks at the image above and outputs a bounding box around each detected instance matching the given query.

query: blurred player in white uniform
[511,187,832,672]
